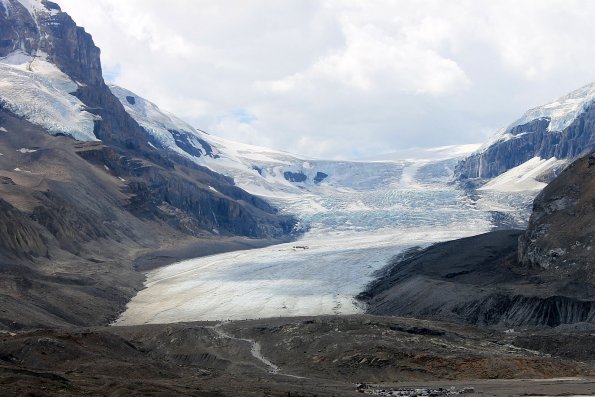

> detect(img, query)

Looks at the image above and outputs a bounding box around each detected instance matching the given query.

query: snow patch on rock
[479,157,567,192]
[16,147,37,153]
[109,85,213,160]
[14,0,58,17]
[0,51,99,141]
[473,82,595,156]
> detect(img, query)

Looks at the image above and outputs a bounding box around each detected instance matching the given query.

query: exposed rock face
[283,171,307,183]
[77,144,294,238]
[518,151,595,270]
[0,198,48,258]
[359,230,595,327]
[455,95,595,180]
[0,1,100,85]
[0,1,41,57]
[313,171,328,184]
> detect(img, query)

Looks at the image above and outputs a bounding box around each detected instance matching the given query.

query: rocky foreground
[0,315,594,396]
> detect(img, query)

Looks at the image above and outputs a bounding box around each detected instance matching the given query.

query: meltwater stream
[116,161,535,325]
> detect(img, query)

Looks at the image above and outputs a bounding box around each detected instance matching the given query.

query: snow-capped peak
[472,81,595,156]
[109,85,197,137]
[109,85,215,159]
[509,81,595,133]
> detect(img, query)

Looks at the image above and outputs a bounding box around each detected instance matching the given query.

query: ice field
[116,157,536,325]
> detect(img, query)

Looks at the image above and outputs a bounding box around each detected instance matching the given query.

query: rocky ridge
[518,150,594,270]
[455,83,595,182]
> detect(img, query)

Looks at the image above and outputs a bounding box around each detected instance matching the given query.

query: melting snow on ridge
[510,82,595,133]
[0,51,98,141]
[109,85,213,159]
[479,157,568,193]
[475,82,595,154]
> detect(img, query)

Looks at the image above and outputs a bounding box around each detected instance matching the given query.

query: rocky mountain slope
[360,151,595,327]
[0,0,296,329]
[455,82,595,184]
[518,151,594,270]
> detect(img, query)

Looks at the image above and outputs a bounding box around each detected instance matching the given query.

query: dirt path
[207,322,305,379]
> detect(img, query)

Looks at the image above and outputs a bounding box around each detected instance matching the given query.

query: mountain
[360,151,595,327]
[518,151,595,270]
[110,84,407,195]
[455,82,595,186]
[0,0,296,329]
[110,84,484,212]
[0,2,594,394]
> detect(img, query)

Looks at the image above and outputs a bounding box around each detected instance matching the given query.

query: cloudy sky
[58,0,595,159]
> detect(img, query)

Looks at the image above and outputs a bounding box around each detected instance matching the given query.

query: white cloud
[266,18,470,95]
[57,0,595,159]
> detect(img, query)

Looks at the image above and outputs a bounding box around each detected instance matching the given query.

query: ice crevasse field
[116,141,540,325]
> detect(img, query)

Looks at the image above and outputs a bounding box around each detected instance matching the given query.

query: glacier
[107,85,552,325]
[0,1,586,328]
[0,51,99,141]
[115,152,537,325]
[0,63,545,324]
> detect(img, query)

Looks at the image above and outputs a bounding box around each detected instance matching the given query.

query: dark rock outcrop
[518,151,595,270]
[0,1,41,57]
[359,230,595,327]
[313,171,328,184]
[283,171,307,183]
[0,198,48,258]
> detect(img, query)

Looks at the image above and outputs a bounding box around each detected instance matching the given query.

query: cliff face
[518,151,595,270]
[455,87,595,181]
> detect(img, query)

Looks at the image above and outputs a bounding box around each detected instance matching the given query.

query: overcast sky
[58,0,595,159]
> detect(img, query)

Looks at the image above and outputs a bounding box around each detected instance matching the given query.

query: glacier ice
[0,51,99,141]
[109,85,544,325]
